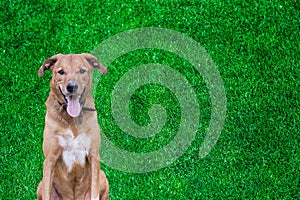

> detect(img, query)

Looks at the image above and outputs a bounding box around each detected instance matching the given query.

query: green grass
[0,0,299,199]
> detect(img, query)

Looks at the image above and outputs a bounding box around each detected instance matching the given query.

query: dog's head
[38,53,107,117]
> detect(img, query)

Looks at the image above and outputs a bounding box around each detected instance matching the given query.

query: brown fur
[37,54,109,200]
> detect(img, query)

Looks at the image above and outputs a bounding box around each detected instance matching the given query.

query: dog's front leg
[43,148,61,200]
[90,153,100,200]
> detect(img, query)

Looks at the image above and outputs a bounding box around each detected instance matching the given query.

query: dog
[37,53,109,200]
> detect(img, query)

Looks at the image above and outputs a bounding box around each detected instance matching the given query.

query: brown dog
[37,53,109,200]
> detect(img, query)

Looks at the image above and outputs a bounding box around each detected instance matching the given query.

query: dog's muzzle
[58,85,96,117]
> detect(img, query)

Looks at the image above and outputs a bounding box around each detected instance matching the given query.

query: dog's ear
[38,54,63,77]
[81,53,107,75]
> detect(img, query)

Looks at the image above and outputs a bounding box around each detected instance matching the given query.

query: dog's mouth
[65,95,81,118]
[59,87,86,118]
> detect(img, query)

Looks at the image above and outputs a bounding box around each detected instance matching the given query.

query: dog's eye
[79,69,86,74]
[58,70,65,75]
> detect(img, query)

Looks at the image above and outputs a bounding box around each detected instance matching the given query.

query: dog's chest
[57,129,91,172]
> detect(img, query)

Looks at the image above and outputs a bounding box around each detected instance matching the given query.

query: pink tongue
[66,96,81,117]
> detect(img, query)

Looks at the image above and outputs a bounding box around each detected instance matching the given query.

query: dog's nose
[66,82,78,93]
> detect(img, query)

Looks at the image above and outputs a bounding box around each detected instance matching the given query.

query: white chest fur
[57,129,91,172]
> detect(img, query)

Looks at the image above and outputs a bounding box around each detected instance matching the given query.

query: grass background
[0,0,299,199]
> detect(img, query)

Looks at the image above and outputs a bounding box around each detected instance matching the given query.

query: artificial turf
[0,0,299,199]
